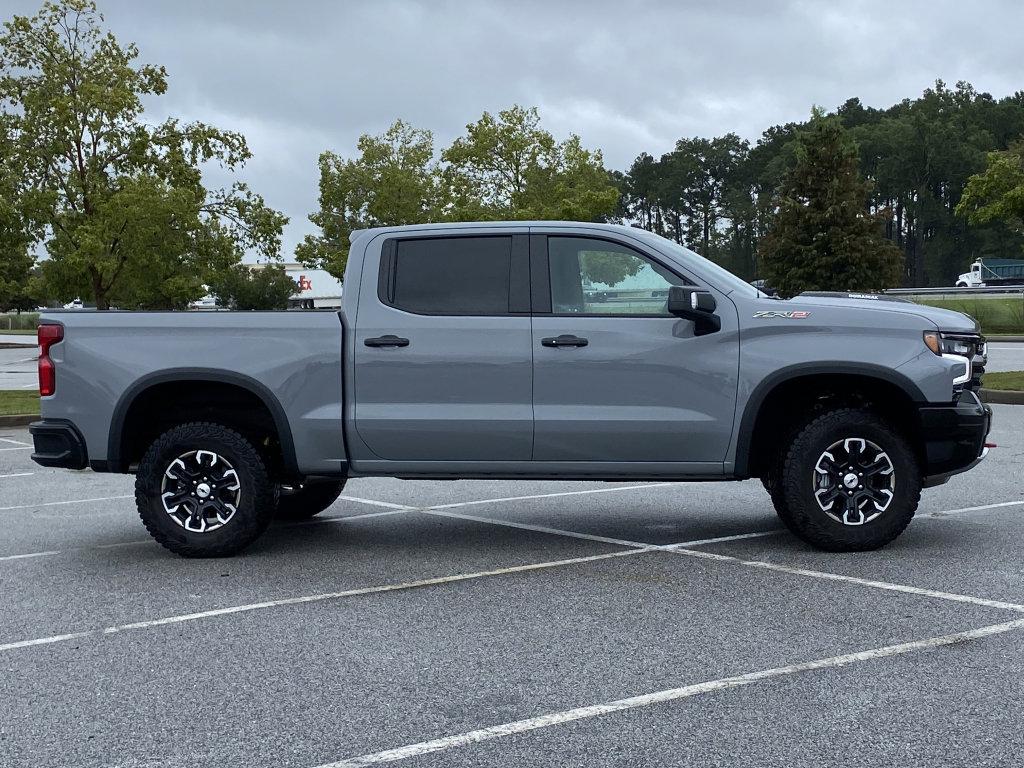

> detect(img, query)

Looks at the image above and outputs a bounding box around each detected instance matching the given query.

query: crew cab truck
[30,222,992,557]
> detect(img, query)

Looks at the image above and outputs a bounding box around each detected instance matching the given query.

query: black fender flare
[107,368,299,476]
[732,362,927,478]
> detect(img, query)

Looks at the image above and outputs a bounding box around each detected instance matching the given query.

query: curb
[0,414,37,428]
[0,343,35,350]
[987,335,1024,343]
[980,388,1024,405]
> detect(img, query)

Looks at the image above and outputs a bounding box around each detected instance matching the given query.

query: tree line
[617,82,1024,289]
[2,0,1024,311]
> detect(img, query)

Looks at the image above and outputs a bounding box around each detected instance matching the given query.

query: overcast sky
[7,0,1024,257]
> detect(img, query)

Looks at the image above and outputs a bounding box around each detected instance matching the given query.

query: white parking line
[317,508,409,523]
[0,472,33,479]
[425,508,784,550]
[424,482,684,511]
[422,506,1024,614]
[0,437,31,446]
[319,617,1024,767]
[925,499,1024,517]
[670,548,1024,614]
[338,496,416,510]
[0,548,648,654]
[671,530,783,547]
[0,550,60,562]
[423,508,652,548]
[0,494,132,512]
[0,446,31,452]
[0,508,414,563]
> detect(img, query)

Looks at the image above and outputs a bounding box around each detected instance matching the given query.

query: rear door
[353,232,533,461]
[530,232,738,465]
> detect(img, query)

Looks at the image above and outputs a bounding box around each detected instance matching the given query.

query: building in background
[282,263,343,308]
[250,262,343,308]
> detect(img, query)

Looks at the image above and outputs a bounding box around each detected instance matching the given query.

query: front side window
[389,236,511,315]
[548,237,685,316]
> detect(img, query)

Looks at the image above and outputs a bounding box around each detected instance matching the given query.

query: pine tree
[758,112,903,297]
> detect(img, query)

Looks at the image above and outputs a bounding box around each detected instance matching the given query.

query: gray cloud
[5,0,1023,256]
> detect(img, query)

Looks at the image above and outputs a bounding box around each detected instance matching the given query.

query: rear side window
[386,236,512,315]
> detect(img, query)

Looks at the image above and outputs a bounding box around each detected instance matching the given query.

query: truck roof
[349,220,642,243]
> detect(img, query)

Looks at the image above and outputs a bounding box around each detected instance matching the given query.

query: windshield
[629,229,760,298]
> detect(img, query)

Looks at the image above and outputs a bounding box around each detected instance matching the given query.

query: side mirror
[668,286,720,335]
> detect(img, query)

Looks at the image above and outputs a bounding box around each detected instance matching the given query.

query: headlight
[923,331,982,357]
[924,331,975,387]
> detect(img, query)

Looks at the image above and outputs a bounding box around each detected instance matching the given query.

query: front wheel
[276,480,346,520]
[777,408,921,551]
[135,422,277,558]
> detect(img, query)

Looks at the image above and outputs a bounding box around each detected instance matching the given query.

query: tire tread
[135,422,276,558]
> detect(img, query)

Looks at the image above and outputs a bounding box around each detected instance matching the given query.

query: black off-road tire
[778,408,921,552]
[135,422,277,558]
[762,471,800,535]
[761,421,803,535]
[276,480,346,521]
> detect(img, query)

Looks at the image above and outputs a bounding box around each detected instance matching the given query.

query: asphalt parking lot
[1,406,1024,767]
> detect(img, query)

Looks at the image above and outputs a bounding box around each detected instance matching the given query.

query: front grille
[966,336,986,392]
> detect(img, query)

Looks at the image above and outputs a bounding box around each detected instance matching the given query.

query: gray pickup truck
[30,222,992,557]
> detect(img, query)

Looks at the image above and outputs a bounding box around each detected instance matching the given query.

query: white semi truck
[956,258,1024,288]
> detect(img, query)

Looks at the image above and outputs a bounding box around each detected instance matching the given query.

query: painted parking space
[1,407,1024,767]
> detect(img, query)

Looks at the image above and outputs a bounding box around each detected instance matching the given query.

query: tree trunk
[89,268,110,311]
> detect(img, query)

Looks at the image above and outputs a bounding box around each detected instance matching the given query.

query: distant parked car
[750,279,778,297]
[189,294,219,310]
[63,298,84,310]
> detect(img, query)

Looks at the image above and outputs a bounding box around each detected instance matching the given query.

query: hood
[783,294,980,334]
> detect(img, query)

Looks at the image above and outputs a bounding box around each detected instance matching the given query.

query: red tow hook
[984,443,997,448]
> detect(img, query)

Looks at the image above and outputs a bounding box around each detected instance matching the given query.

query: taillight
[38,323,63,396]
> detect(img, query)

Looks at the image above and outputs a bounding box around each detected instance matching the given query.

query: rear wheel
[776,408,920,551]
[135,422,276,558]
[276,480,346,520]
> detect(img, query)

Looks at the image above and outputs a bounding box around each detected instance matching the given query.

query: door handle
[364,335,410,348]
[541,334,589,348]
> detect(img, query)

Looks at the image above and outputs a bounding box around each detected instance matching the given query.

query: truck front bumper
[29,420,89,470]
[919,391,992,486]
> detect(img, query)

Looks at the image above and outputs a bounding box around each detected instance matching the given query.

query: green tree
[956,141,1024,232]
[759,112,903,297]
[441,105,617,222]
[208,263,297,310]
[299,107,618,280]
[0,115,37,310]
[0,185,36,311]
[296,119,442,280]
[0,0,286,309]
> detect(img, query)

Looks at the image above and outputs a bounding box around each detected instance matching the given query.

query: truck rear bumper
[29,419,89,470]
[919,391,992,485]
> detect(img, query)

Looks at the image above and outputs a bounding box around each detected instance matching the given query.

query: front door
[531,234,738,465]
[354,233,534,462]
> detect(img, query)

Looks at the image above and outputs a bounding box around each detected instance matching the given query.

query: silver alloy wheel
[812,437,895,526]
[160,449,242,533]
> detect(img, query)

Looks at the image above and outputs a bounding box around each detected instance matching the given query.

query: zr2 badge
[753,310,811,319]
